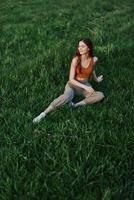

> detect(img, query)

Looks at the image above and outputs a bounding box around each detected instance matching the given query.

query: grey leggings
[50,80,104,109]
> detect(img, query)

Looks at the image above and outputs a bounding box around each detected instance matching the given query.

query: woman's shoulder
[71,56,79,66]
[93,56,98,64]
[72,56,79,62]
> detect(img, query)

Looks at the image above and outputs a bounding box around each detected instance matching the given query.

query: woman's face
[78,41,89,55]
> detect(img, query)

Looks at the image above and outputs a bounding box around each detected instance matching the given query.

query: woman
[33,38,104,123]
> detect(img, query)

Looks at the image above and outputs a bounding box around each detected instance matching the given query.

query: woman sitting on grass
[33,38,104,123]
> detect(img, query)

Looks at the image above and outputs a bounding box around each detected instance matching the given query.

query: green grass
[0,0,134,199]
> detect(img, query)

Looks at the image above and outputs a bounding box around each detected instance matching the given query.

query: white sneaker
[33,112,46,123]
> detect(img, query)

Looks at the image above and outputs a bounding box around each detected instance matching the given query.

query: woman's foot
[69,100,86,108]
[33,112,46,123]
[69,101,76,107]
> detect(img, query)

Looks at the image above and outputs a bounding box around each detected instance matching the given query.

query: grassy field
[0,0,134,199]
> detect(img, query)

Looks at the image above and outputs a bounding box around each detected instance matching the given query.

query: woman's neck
[81,53,91,61]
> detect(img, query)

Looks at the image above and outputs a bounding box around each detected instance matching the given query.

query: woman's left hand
[97,75,103,83]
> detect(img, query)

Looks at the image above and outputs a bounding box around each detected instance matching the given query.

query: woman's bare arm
[91,70,98,82]
[91,70,103,83]
[91,57,103,83]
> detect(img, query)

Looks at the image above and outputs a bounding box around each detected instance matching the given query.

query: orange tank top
[75,58,94,79]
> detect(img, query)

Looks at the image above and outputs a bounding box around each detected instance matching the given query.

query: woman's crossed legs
[33,82,104,123]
